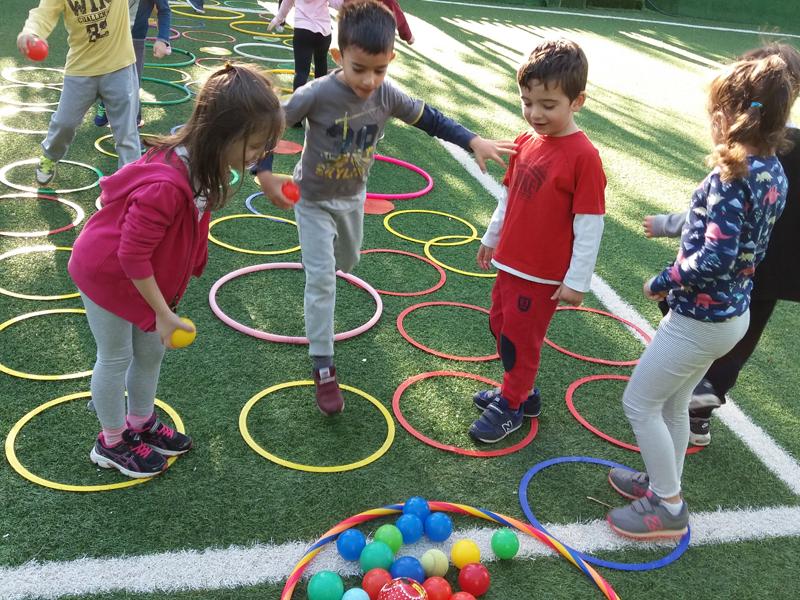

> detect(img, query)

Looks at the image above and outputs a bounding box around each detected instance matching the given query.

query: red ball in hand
[281,180,300,203]
[456,563,490,597]
[26,38,48,62]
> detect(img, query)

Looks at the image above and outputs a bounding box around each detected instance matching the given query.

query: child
[606,55,792,538]
[68,64,284,478]
[17,0,141,185]
[470,38,606,443]
[642,43,800,447]
[256,0,514,415]
[379,0,414,45]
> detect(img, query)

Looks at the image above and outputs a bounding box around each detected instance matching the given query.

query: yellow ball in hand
[450,538,481,569]
[170,317,196,348]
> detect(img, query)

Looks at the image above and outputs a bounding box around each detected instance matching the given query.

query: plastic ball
[374,524,403,554]
[420,549,448,578]
[450,593,476,600]
[170,317,196,348]
[362,569,392,600]
[402,496,431,521]
[395,514,424,544]
[389,556,426,583]
[281,180,300,203]
[343,589,370,600]
[377,577,428,600]
[307,570,345,600]
[337,529,367,562]
[424,512,453,542]
[422,576,451,600]
[491,528,519,560]
[450,539,480,569]
[360,541,395,573]
[457,563,490,597]
[26,38,48,61]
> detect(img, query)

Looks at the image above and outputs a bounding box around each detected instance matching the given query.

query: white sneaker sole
[689,432,711,446]
[90,447,164,479]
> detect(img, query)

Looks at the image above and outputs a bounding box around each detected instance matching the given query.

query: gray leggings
[623,309,749,498]
[80,292,165,430]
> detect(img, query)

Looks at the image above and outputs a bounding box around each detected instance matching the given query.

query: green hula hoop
[140,77,192,106]
[170,5,245,20]
[144,43,197,68]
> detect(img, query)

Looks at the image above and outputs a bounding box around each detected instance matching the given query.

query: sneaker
[689,378,725,414]
[93,102,108,127]
[607,492,689,540]
[313,366,344,415]
[89,430,166,478]
[185,0,205,13]
[474,387,541,417]
[468,396,523,443]
[608,468,650,500]
[689,416,711,446]
[35,155,57,186]
[132,414,192,456]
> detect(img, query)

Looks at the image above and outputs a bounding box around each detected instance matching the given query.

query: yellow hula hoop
[0,245,79,300]
[239,380,395,473]
[267,68,299,94]
[230,20,293,38]
[208,214,300,255]
[94,133,160,159]
[5,392,184,492]
[0,309,92,380]
[383,209,478,247]
[424,235,497,279]
[170,5,244,19]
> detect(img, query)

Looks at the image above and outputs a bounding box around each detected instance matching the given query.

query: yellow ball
[421,548,449,577]
[170,317,196,348]
[450,538,481,569]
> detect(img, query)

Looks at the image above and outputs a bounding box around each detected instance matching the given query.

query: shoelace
[131,440,153,458]
[156,422,175,439]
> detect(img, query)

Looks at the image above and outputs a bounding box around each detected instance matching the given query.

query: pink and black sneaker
[89,430,166,478]
[132,414,193,456]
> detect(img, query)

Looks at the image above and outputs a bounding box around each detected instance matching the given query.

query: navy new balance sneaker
[468,396,523,443]
[473,386,541,417]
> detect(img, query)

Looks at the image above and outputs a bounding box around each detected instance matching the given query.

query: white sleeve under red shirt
[490,130,606,286]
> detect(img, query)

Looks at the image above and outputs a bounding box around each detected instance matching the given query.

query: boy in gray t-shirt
[255,0,515,415]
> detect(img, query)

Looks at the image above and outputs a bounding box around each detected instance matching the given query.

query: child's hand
[643,277,667,301]
[156,310,192,349]
[16,33,37,55]
[257,171,294,210]
[643,215,657,238]
[267,18,279,32]
[551,284,584,306]
[407,35,415,45]
[469,136,517,173]
[152,40,171,58]
[476,244,494,270]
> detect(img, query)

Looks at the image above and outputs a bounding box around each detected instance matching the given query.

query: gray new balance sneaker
[608,468,650,500]
[607,492,689,540]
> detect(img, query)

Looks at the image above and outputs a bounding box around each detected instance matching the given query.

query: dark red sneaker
[313,366,344,415]
[89,430,166,478]
[131,414,193,456]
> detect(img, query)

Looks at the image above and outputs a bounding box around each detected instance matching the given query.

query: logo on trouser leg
[517,296,531,312]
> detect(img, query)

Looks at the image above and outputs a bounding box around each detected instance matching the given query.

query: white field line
[422,0,800,39]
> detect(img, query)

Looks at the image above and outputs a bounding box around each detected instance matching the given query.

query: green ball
[374,524,403,554]
[491,528,520,559]
[420,548,449,577]
[359,540,395,572]
[307,570,344,600]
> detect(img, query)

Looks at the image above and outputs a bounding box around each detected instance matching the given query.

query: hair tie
[750,101,763,108]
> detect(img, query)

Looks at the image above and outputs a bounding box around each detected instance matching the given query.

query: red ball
[422,576,452,600]
[450,593,476,600]
[26,38,48,62]
[457,563,490,597]
[281,180,300,203]
[377,577,428,600]
[363,568,393,600]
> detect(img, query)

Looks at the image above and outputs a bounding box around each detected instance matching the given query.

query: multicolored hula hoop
[281,500,619,600]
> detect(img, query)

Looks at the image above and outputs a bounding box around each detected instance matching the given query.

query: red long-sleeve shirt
[379,0,413,42]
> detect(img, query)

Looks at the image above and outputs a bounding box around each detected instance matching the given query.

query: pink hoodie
[68,151,211,332]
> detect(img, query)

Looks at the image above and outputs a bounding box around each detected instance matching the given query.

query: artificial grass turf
[1,0,800,597]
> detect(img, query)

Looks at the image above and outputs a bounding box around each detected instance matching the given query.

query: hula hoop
[143,44,196,68]
[0,106,54,135]
[199,46,233,56]
[181,29,237,43]
[170,5,245,19]
[1,66,64,86]
[0,84,62,107]
[184,80,203,96]
[5,391,183,492]
[544,306,651,367]
[360,249,446,297]
[194,56,245,70]
[518,456,691,571]
[94,133,160,158]
[0,196,84,238]
[397,302,497,361]
[383,209,478,247]
[141,65,192,83]
[281,500,619,600]
[140,76,193,105]
[566,374,704,455]
[0,245,78,299]
[233,42,294,62]
[368,155,433,200]
[224,0,265,8]
[240,380,395,473]
[392,371,537,457]
[424,235,496,279]
[169,17,207,28]
[245,191,293,218]
[265,67,296,93]
[209,262,382,343]
[0,309,91,379]
[230,20,293,38]
[208,214,300,255]
[146,25,180,40]
[0,158,103,194]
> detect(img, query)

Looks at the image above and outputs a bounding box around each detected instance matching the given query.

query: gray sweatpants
[623,309,749,498]
[42,64,140,168]
[80,292,166,431]
[294,195,365,357]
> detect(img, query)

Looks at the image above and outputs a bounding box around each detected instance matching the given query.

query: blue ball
[342,588,370,600]
[424,512,453,542]
[336,528,366,562]
[402,496,431,521]
[395,513,424,544]
[389,556,426,583]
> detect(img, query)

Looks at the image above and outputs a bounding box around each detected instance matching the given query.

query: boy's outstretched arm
[643,210,687,238]
[17,0,63,53]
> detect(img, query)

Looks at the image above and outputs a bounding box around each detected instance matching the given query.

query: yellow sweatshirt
[22,0,134,77]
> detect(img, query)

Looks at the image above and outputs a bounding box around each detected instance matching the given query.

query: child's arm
[131,276,193,348]
[553,214,604,306]
[17,0,63,53]
[153,0,172,57]
[477,192,507,269]
[268,0,294,31]
[380,0,414,43]
[643,210,687,238]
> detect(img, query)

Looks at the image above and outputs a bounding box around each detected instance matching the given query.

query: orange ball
[281,180,300,203]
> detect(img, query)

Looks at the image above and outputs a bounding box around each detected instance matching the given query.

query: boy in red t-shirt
[470,38,607,443]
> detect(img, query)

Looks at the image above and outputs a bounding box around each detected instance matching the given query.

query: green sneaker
[36,155,57,186]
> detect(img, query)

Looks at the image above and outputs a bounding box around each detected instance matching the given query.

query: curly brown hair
[517,38,588,101]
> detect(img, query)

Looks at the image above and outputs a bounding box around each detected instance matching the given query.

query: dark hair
[707,55,793,182]
[147,63,284,211]
[741,43,800,101]
[517,38,588,101]
[338,0,396,55]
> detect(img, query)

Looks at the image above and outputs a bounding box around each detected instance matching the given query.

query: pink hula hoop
[368,154,433,200]
[146,26,180,41]
[208,262,383,343]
